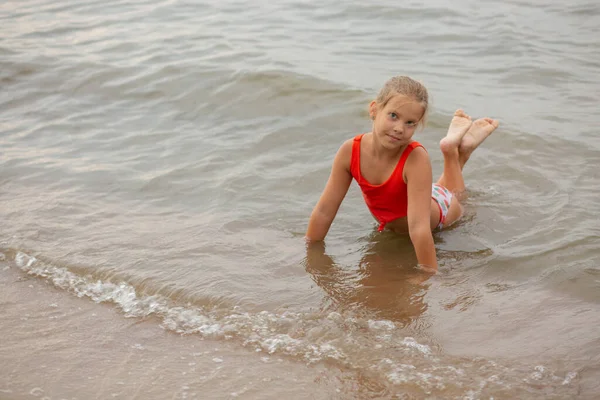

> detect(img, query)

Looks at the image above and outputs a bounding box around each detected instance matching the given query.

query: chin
[385,134,404,144]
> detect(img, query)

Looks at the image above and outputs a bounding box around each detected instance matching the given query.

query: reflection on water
[305,237,431,325]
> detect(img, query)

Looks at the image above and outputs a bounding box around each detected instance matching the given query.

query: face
[369,95,424,148]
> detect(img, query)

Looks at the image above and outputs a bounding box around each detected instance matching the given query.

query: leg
[427,109,472,230]
[432,116,500,229]
[436,109,472,195]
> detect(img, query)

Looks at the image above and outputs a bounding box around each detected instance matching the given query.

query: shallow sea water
[1,0,600,398]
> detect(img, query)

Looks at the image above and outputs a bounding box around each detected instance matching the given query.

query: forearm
[305,208,335,242]
[409,227,438,272]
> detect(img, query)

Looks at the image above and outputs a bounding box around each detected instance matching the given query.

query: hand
[416,263,437,274]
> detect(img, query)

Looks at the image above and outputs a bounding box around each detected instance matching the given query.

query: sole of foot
[440,109,473,154]
[459,118,500,156]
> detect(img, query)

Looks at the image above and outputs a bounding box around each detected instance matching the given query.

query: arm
[405,147,438,272]
[305,140,353,241]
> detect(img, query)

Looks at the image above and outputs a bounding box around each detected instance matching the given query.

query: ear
[369,100,378,120]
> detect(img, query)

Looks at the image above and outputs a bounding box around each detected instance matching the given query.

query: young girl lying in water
[305,76,499,272]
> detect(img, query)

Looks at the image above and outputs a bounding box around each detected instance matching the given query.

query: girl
[305,76,499,273]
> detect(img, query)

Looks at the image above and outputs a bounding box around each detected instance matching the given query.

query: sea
[1,0,600,398]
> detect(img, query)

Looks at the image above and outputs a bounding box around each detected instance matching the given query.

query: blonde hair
[375,76,429,128]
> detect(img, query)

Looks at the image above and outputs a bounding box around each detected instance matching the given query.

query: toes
[479,118,499,129]
[454,109,469,119]
[483,118,499,129]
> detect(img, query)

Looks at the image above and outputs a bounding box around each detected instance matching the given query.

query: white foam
[562,371,577,385]
[12,251,581,397]
[14,251,352,364]
[368,319,395,331]
[401,337,431,355]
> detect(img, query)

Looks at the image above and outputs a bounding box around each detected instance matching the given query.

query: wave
[5,248,580,397]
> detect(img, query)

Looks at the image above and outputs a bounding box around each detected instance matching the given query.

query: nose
[393,123,404,134]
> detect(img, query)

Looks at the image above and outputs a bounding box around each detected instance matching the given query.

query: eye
[406,121,416,127]
[389,112,398,120]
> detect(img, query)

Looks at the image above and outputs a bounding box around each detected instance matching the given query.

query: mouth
[386,134,401,142]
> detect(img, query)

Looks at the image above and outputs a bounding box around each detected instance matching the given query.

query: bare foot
[440,109,472,154]
[458,118,499,167]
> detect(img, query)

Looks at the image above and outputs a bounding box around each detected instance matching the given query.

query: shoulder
[338,137,355,155]
[404,144,432,180]
[406,143,429,164]
[332,137,357,168]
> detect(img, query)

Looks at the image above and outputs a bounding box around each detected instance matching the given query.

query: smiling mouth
[387,134,401,141]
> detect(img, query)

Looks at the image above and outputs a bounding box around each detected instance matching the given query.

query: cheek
[382,122,394,132]
[381,118,394,128]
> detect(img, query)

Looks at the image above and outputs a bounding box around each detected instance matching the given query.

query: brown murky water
[2,0,600,398]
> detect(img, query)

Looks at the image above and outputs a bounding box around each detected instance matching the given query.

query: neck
[367,131,408,160]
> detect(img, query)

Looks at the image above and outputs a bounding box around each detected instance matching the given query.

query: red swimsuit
[349,134,424,232]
